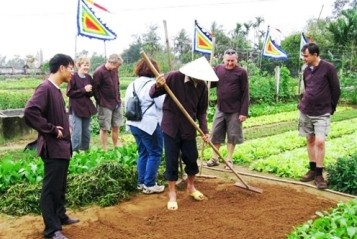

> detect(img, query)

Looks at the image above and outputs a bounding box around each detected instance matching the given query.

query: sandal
[206,158,219,167]
[224,160,233,170]
[190,190,205,201]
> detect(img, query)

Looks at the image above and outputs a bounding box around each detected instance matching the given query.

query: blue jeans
[130,124,163,187]
[70,113,91,151]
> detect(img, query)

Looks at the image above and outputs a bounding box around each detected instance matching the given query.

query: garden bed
[0,171,352,239]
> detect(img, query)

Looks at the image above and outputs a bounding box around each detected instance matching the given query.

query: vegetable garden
[0,76,356,239]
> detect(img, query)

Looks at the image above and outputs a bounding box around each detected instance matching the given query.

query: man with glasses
[93,54,124,150]
[206,49,249,169]
[299,43,340,189]
[25,54,79,239]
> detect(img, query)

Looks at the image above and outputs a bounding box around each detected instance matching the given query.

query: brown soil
[0,173,349,239]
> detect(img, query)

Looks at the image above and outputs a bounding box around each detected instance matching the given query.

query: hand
[239,115,247,122]
[84,84,93,92]
[202,133,210,143]
[56,126,64,139]
[155,74,165,88]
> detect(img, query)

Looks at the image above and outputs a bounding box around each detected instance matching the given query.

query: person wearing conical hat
[149,57,218,210]
[206,49,250,170]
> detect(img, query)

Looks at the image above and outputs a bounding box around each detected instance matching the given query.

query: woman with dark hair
[125,58,165,194]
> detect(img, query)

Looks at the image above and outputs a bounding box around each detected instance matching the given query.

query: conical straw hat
[179,57,219,82]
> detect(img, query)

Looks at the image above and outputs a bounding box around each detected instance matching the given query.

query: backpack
[125,80,154,121]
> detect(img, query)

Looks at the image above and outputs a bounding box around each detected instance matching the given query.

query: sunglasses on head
[224,50,236,55]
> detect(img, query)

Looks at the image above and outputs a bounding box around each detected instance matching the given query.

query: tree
[90,52,106,72]
[142,25,163,56]
[327,8,357,71]
[121,36,143,64]
[173,29,192,63]
[252,17,265,49]
[211,21,230,63]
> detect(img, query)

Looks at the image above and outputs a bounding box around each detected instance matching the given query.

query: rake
[140,51,263,194]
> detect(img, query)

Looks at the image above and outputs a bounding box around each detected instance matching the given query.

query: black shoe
[62,218,79,225]
[300,170,315,182]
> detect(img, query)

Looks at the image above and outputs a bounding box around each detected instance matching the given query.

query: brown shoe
[315,175,327,189]
[300,170,315,182]
[206,158,219,167]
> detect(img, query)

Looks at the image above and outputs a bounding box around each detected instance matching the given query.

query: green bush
[327,154,357,195]
[340,73,357,104]
[0,90,33,109]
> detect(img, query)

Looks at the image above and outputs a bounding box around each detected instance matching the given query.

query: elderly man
[206,49,249,169]
[93,54,124,150]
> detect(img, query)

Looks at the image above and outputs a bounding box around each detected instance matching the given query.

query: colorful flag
[299,32,309,59]
[77,0,116,41]
[262,28,288,60]
[193,20,213,54]
[85,0,110,13]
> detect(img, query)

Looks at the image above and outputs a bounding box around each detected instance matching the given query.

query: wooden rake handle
[140,51,250,188]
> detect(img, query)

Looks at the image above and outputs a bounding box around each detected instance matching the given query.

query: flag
[262,27,288,60]
[85,0,110,13]
[193,20,213,54]
[77,0,116,41]
[299,32,309,59]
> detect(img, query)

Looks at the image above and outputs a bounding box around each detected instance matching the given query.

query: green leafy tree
[121,36,143,64]
[142,25,163,56]
[327,8,357,72]
[90,52,106,73]
[173,29,192,64]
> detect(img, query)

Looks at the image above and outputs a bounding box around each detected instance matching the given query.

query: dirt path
[0,174,350,239]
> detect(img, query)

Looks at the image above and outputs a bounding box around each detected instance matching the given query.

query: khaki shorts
[97,106,123,131]
[211,108,244,145]
[298,111,330,139]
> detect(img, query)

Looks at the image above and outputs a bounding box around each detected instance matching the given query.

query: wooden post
[163,20,172,71]
[274,65,280,103]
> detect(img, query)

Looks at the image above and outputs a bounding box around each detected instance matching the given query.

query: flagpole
[103,41,107,60]
[207,32,216,104]
[75,35,78,58]
[163,20,172,71]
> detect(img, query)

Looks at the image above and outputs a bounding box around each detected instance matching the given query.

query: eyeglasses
[66,66,74,72]
[224,50,236,55]
[108,61,119,65]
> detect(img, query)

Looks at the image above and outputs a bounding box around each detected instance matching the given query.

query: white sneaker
[137,184,145,190]
[142,184,165,194]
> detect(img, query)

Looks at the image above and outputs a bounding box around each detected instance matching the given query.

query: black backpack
[125,80,154,121]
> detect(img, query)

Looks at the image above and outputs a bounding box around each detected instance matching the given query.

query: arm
[66,75,87,99]
[92,70,101,104]
[239,69,250,118]
[197,85,209,135]
[24,85,59,137]
[328,65,341,115]
[149,74,167,98]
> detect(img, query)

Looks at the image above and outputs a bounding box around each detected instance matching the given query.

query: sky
[0,0,336,62]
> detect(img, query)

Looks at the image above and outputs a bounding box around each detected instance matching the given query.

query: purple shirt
[149,71,209,140]
[212,64,249,115]
[92,64,121,110]
[67,72,97,118]
[298,60,341,116]
[24,80,72,159]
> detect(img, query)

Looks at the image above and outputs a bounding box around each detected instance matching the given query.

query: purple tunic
[212,64,249,115]
[298,60,341,116]
[92,64,121,110]
[67,72,97,118]
[149,71,208,140]
[24,80,72,159]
